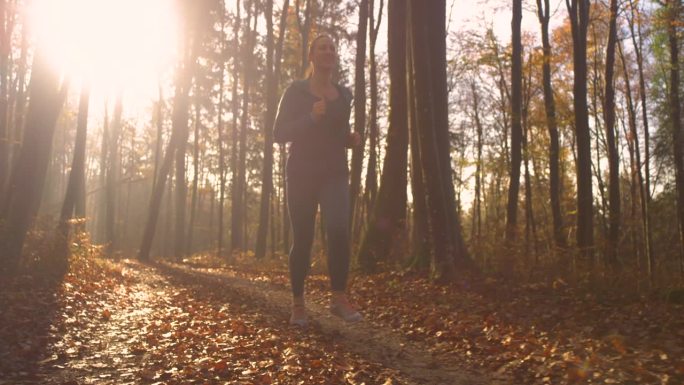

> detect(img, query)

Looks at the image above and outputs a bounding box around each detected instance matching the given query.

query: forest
[1,0,683,384]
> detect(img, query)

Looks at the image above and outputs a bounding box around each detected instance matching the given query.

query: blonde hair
[304,34,334,79]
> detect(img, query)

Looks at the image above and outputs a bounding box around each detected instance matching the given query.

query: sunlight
[29,0,179,105]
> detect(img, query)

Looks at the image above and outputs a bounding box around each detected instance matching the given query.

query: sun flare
[29,0,179,104]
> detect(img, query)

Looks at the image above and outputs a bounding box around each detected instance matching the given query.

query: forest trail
[0,257,502,385]
[156,261,503,385]
[3,254,683,384]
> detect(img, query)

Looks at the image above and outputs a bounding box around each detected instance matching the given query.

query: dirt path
[157,261,508,385]
[2,258,504,385]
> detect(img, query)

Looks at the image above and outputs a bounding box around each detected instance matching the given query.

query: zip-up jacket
[273,79,353,179]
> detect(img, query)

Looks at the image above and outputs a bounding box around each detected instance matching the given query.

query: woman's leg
[287,176,318,297]
[319,175,351,292]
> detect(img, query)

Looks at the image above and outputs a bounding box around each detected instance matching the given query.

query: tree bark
[256,0,289,259]
[105,94,123,252]
[603,0,620,268]
[363,0,383,217]
[536,0,566,254]
[409,0,459,282]
[54,83,90,268]
[666,0,684,279]
[566,0,594,267]
[504,0,523,273]
[358,0,406,272]
[0,50,68,273]
[349,0,368,238]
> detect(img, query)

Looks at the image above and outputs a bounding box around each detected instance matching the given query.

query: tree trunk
[256,0,289,259]
[408,34,430,271]
[54,84,90,268]
[566,0,594,268]
[363,0,383,217]
[105,94,123,252]
[139,10,197,261]
[602,0,620,269]
[618,40,651,280]
[186,93,201,256]
[470,81,483,261]
[0,0,14,197]
[536,0,566,254]
[230,0,242,254]
[0,50,68,274]
[409,0,459,282]
[504,0,523,273]
[232,1,256,254]
[349,0,368,238]
[358,0,406,272]
[667,0,684,279]
[427,0,471,267]
[295,0,313,76]
[217,0,227,258]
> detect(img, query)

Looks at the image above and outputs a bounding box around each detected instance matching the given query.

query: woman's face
[309,36,336,72]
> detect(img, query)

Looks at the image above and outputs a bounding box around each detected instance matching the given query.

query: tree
[408,0,471,281]
[566,0,594,267]
[665,0,684,277]
[0,0,15,197]
[0,49,68,273]
[139,1,199,261]
[363,0,383,218]
[349,0,368,238]
[105,94,123,252]
[358,0,407,272]
[603,0,620,268]
[505,0,523,268]
[536,0,566,254]
[54,83,90,269]
[256,0,289,259]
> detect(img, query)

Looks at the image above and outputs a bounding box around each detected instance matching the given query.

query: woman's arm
[273,86,316,144]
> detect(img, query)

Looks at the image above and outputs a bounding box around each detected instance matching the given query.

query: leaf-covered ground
[1,249,683,384]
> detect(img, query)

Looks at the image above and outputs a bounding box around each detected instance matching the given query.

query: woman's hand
[311,98,327,123]
[347,132,362,147]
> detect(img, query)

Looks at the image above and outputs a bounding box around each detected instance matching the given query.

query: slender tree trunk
[230,0,242,254]
[139,9,197,261]
[186,93,201,256]
[363,0,383,217]
[256,0,288,259]
[173,77,192,260]
[9,16,28,183]
[567,0,594,268]
[217,0,227,258]
[350,0,368,237]
[0,0,13,197]
[470,82,483,261]
[54,83,90,268]
[536,0,566,254]
[105,94,123,252]
[618,38,653,283]
[408,53,430,270]
[627,0,651,201]
[295,0,313,76]
[504,0,523,274]
[232,1,256,253]
[602,0,620,269]
[358,0,406,272]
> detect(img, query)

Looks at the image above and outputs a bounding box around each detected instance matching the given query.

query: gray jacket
[273,79,353,179]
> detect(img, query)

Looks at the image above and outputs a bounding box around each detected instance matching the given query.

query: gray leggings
[287,173,351,297]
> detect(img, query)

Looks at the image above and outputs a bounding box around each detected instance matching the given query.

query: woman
[273,35,362,326]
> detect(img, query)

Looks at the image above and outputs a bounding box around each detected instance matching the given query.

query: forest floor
[1,247,683,385]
